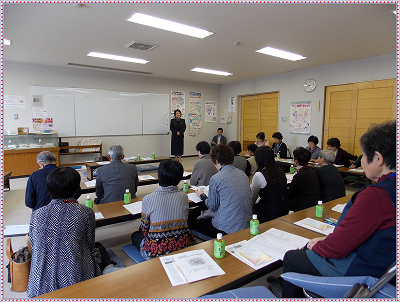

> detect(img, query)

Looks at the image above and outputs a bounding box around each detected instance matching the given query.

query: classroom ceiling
[4,3,396,85]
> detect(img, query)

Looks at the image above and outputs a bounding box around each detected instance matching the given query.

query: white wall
[220,53,396,154]
[4,61,221,162]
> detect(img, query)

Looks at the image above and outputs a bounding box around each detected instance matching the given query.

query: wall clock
[304,79,317,92]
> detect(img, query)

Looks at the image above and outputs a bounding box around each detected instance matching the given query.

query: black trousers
[195,218,227,238]
[95,242,113,272]
[131,230,145,250]
[282,248,322,298]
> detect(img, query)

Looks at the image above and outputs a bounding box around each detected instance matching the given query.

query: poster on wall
[229,96,237,112]
[289,101,311,134]
[220,109,227,124]
[32,118,54,131]
[171,91,185,115]
[5,95,26,109]
[188,92,202,136]
[205,101,217,122]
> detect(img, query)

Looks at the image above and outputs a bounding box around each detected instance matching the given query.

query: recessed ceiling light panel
[256,46,306,61]
[127,12,213,39]
[87,52,149,64]
[191,67,232,76]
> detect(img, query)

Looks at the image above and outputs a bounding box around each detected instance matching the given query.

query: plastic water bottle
[276,152,281,159]
[152,152,156,160]
[290,165,295,174]
[124,189,132,204]
[250,214,259,235]
[214,233,225,258]
[316,200,324,218]
[85,195,93,209]
[183,180,189,193]
[137,154,141,161]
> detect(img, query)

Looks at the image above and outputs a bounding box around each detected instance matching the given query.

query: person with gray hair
[315,149,345,202]
[95,145,138,204]
[25,151,58,210]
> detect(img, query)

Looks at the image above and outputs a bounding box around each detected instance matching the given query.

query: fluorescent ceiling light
[127,12,213,39]
[191,67,232,76]
[87,52,149,64]
[4,39,11,45]
[256,46,306,61]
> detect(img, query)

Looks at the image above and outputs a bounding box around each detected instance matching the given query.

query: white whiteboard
[31,86,76,137]
[30,86,169,137]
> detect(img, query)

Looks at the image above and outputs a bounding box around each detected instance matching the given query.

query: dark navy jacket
[25,164,57,210]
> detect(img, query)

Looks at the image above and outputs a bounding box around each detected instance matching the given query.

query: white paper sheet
[294,218,335,236]
[96,161,110,165]
[138,175,156,181]
[85,179,96,187]
[183,171,192,177]
[286,174,295,183]
[95,212,104,219]
[348,168,364,173]
[4,225,30,237]
[331,203,346,213]
[123,201,143,215]
[160,249,225,286]
[141,157,153,161]
[187,193,202,203]
[333,164,344,167]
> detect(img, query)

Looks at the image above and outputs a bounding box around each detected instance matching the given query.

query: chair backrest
[367,262,396,298]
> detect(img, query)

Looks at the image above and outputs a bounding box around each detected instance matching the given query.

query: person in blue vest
[282,121,396,297]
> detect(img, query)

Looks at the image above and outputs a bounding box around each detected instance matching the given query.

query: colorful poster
[32,118,54,131]
[189,92,202,136]
[229,96,237,112]
[171,91,185,114]
[205,101,217,123]
[289,101,311,134]
[220,108,227,124]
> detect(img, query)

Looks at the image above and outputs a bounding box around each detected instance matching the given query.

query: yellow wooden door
[241,92,279,152]
[323,78,396,156]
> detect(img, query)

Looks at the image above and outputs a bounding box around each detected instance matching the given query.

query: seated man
[194,144,252,237]
[95,145,138,204]
[211,127,227,147]
[315,149,346,202]
[287,147,320,212]
[25,151,58,210]
[228,140,248,174]
[327,137,357,166]
[271,132,288,158]
[190,141,218,187]
[282,121,396,297]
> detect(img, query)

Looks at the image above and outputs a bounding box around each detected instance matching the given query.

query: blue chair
[121,244,146,264]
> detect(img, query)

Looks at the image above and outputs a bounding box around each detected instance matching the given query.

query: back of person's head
[247,143,258,154]
[37,151,56,164]
[108,145,124,161]
[256,132,265,140]
[158,159,184,187]
[196,141,211,155]
[318,149,336,164]
[307,135,319,145]
[228,141,242,155]
[360,121,396,170]
[272,132,283,140]
[255,146,286,188]
[293,147,311,166]
[46,167,81,199]
[210,144,234,166]
[217,128,223,132]
[326,137,341,148]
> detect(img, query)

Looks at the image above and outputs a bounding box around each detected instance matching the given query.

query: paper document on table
[124,156,137,162]
[331,203,346,213]
[226,240,275,270]
[248,228,309,260]
[348,168,364,173]
[187,193,202,203]
[95,212,104,219]
[141,157,153,161]
[85,179,96,187]
[4,225,30,237]
[333,164,344,167]
[138,175,156,181]
[96,161,110,165]
[286,174,295,183]
[183,171,192,177]
[189,185,209,196]
[160,249,225,286]
[294,218,335,236]
[123,201,143,215]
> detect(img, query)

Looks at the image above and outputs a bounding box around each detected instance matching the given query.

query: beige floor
[3,157,359,298]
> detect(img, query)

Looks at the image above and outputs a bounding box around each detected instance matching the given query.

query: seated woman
[287,147,320,212]
[315,149,346,202]
[228,140,248,174]
[282,121,396,297]
[306,135,321,162]
[131,159,193,260]
[255,132,270,147]
[251,146,288,223]
[27,167,105,297]
[271,132,288,158]
[326,137,357,166]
